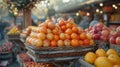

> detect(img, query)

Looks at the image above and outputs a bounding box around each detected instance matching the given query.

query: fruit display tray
[7,34,20,40]
[78,59,94,67]
[25,44,96,62]
[25,43,96,51]
[110,44,120,55]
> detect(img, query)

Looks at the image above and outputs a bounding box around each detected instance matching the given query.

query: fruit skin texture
[60,33,66,40]
[109,36,116,44]
[43,39,50,47]
[106,49,119,56]
[95,49,107,57]
[114,65,120,67]
[94,57,114,67]
[46,33,54,41]
[116,37,120,45]
[84,52,97,64]
[108,54,120,65]
[57,40,64,47]
[71,39,79,47]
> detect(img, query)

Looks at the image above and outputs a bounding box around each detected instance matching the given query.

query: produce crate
[7,34,20,40]
[25,43,96,62]
[79,59,94,67]
[110,44,120,55]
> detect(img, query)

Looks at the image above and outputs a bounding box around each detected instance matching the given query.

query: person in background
[89,14,100,27]
[78,16,90,29]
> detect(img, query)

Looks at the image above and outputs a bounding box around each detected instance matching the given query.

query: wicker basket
[7,34,20,40]
[26,45,95,62]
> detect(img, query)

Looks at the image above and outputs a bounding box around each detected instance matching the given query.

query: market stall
[0,0,120,67]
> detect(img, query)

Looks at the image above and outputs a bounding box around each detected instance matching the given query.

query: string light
[86,12,90,16]
[99,3,103,7]
[96,9,99,12]
[76,12,79,16]
[100,11,102,14]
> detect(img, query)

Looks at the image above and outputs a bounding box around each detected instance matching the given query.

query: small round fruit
[65,28,72,35]
[71,39,79,47]
[71,33,78,39]
[80,33,86,40]
[47,33,54,41]
[95,49,107,57]
[84,52,97,64]
[60,33,66,40]
[51,40,57,47]
[108,54,120,65]
[106,49,119,56]
[64,39,71,46]
[57,40,64,47]
[94,57,113,67]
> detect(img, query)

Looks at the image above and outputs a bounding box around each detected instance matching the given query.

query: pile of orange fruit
[84,49,120,67]
[26,18,94,47]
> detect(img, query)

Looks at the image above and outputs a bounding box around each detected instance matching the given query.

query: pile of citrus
[84,48,120,67]
[25,18,94,47]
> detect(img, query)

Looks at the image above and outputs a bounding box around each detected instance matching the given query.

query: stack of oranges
[26,18,94,47]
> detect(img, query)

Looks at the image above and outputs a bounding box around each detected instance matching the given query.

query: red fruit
[101,30,109,37]
[100,36,107,42]
[93,34,100,40]
[83,39,90,45]
[58,20,66,26]
[96,27,102,31]
[116,37,120,45]
[109,37,116,44]
[96,23,104,29]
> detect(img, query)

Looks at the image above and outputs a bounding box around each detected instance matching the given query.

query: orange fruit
[80,33,86,40]
[61,25,66,31]
[94,57,114,67]
[72,27,78,33]
[71,39,79,47]
[54,35,59,41]
[83,39,90,45]
[95,49,107,57]
[64,39,71,46]
[71,33,78,39]
[108,54,120,65]
[57,40,64,47]
[52,29,59,35]
[78,27,83,34]
[79,40,83,46]
[84,52,97,64]
[66,23,73,28]
[60,33,66,40]
[106,49,119,56]
[47,22,55,30]
[65,34,71,39]
[47,33,54,41]
[38,27,47,34]
[51,40,57,47]
[58,20,66,26]
[37,33,46,40]
[65,28,72,35]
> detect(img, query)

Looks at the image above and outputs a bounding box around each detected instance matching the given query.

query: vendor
[78,16,90,29]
